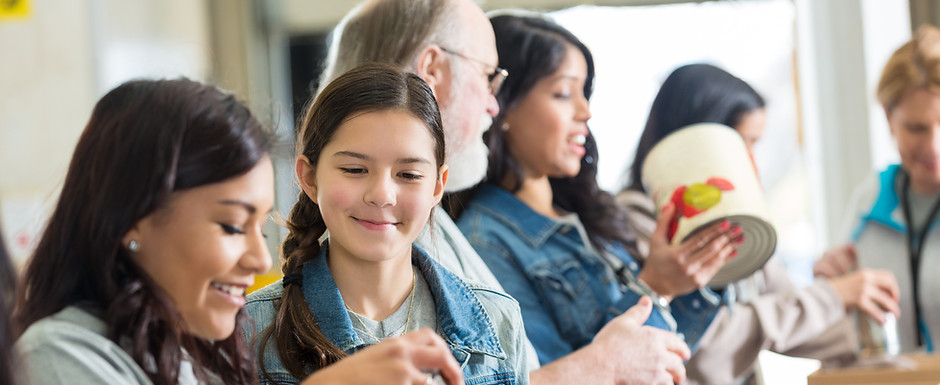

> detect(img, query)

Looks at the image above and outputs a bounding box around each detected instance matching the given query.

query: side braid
[258,191,347,382]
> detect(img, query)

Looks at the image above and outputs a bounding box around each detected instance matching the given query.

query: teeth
[571,135,586,145]
[211,282,246,297]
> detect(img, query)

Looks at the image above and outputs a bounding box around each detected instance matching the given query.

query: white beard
[442,113,491,192]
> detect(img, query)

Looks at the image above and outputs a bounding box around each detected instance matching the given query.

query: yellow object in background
[0,0,31,21]
[249,270,283,294]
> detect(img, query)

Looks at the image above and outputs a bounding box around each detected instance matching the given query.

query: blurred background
[0,2,936,380]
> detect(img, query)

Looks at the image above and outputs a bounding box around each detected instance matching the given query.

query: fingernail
[730,250,738,259]
[735,235,745,244]
[732,226,743,236]
[720,220,731,230]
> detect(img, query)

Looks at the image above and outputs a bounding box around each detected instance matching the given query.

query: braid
[258,191,347,381]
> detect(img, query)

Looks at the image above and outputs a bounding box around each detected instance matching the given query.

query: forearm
[529,344,612,385]
[686,280,848,384]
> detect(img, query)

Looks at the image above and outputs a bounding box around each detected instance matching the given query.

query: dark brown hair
[15,78,271,385]
[259,62,445,380]
[0,224,15,385]
[447,14,634,252]
[626,63,764,193]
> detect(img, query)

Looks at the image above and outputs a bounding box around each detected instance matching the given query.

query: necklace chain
[346,267,417,343]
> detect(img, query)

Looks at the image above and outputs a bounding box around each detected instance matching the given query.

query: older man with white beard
[317,1,691,384]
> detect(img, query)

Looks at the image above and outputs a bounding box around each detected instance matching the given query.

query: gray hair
[318,0,465,94]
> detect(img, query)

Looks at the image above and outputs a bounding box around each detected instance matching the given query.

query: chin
[189,316,238,341]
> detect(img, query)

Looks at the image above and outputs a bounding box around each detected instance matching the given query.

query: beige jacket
[616,190,857,385]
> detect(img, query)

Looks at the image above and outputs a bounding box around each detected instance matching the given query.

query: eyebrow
[542,72,583,84]
[217,200,273,215]
[333,150,433,165]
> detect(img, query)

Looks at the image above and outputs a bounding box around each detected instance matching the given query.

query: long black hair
[15,78,271,385]
[447,13,633,251]
[0,225,15,385]
[626,63,764,192]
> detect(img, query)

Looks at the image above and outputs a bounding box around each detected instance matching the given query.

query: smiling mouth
[353,217,400,230]
[210,282,247,297]
[569,134,586,145]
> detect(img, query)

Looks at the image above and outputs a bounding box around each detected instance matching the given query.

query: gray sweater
[16,306,199,385]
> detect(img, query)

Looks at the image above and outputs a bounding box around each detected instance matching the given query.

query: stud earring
[500,122,510,131]
[128,240,139,251]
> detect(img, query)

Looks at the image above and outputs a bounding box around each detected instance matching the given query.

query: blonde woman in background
[816,24,940,354]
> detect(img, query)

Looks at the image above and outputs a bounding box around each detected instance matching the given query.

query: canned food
[858,312,900,357]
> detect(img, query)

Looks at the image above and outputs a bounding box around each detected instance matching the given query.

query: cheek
[896,134,923,158]
[400,185,438,221]
[319,184,357,221]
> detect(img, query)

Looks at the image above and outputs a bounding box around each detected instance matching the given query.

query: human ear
[296,155,318,204]
[433,164,449,205]
[414,44,448,98]
[121,224,142,253]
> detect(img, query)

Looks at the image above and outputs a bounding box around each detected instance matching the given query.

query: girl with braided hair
[243,63,529,385]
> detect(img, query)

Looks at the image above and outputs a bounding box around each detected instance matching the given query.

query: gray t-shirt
[347,266,438,342]
[16,306,200,385]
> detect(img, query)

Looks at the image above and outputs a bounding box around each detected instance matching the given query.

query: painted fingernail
[732,226,743,236]
[735,235,745,244]
[729,250,738,259]
[720,221,731,230]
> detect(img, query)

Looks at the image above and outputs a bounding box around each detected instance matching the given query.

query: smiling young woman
[13,78,274,385]
[243,63,529,385]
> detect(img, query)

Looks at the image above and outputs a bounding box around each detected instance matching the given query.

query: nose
[931,125,940,154]
[486,93,500,117]
[576,95,591,122]
[364,175,397,207]
[241,226,273,274]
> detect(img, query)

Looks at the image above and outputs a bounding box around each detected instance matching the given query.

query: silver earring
[500,122,510,131]
[128,240,139,251]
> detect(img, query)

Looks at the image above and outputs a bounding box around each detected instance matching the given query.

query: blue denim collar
[468,184,565,248]
[301,242,506,358]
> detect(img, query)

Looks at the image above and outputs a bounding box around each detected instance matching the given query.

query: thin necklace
[346,267,416,343]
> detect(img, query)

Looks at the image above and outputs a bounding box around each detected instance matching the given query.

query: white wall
[0,0,211,264]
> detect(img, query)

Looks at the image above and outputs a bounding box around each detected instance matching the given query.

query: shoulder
[18,307,112,353]
[465,283,522,324]
[243,281,283,337]
[850,170,885,211]
[17,307,150,384]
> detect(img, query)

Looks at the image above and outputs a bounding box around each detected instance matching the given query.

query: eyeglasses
[439,46,509,96]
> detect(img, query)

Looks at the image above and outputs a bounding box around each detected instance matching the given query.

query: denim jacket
[456,184,722,364]
[243,243,530,385]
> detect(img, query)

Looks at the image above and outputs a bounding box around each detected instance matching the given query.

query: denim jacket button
[628,261,638,271]
[656,296,669,308]
[692,299,701,309]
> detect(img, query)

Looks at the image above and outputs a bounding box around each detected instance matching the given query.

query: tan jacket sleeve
[616,190,858,385]
[684,265,857,384]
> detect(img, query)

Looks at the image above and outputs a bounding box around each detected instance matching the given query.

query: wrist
[632,275,673,307]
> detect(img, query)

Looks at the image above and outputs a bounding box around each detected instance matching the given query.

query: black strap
[899,170,940,347]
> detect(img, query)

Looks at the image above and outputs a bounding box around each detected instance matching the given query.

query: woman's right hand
[301,328,463,385]
[828,269,901,323]
[639,204,742,300]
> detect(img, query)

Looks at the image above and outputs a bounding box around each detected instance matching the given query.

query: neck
[502,173,559,218]
[328,245,414,321]
[910,178,940,196]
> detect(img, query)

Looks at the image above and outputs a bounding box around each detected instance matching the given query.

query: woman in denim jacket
[448,14,741,367]
[243,64,529,385]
